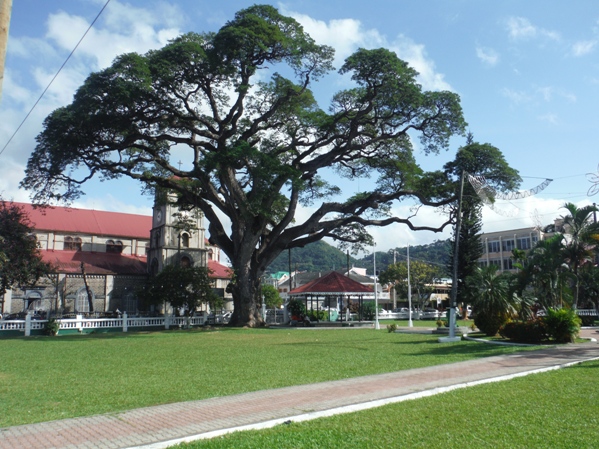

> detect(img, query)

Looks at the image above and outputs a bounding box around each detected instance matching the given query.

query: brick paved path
[1,330,598,449]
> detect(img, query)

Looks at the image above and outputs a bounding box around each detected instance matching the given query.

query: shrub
[387,324,398,333]
[499,319,547,343]
[362,302,376,320]
[307,309,327,321]
[44,318,60,336]
[287,299,306,318]
[543,308,581,343]
[474,311,510,337]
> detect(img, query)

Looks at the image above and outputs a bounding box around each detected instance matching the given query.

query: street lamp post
[407,244,413,327]
[374,243,380,330]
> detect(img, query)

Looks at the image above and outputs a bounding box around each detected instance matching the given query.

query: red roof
[15,203,151,239]
[289,271,373,295]
[208,260,233,279]
[41,250,148,275]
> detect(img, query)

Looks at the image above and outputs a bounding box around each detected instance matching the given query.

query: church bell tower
[147,190,207,275]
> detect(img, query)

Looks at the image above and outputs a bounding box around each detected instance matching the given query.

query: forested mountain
[266,240,359,274]
[359,240,452,277]
[266,239,452,276]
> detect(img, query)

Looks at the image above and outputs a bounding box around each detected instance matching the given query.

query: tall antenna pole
[0,0,12,101]
[446,170,465,341]
[374,244,380,330]
[407,244,413,327]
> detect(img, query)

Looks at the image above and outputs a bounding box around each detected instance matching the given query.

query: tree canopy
[0,200,50,306]
[21,5,468,326]
[139,265,220,316]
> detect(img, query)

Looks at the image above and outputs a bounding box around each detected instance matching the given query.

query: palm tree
[466,265,520,335]
[560,203,599,308]
[515,234,570,311]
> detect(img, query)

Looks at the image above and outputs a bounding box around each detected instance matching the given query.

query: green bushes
[307,309,327,321]
[499,308,581,344]
[362,302,376,320]
[499,319,547,343]
[44,318,60,336]
[287,299,306,319]
[474,312,511,337]
[543,308,581,343]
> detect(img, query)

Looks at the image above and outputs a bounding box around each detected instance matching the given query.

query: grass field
[1,326,535,427]
[174,359,599,449]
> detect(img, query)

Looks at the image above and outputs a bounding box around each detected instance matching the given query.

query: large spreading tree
[21,5,468,326]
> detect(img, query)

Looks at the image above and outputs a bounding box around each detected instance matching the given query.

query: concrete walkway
[1,329,598,449]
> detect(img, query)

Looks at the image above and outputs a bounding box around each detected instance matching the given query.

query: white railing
[0,312,207,336]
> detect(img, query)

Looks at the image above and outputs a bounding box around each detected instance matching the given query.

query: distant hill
[357,240,452,276]
[266,239,451,276]
[266,240,359,274]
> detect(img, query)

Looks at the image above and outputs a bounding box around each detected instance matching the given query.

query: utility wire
[0,0,112,159]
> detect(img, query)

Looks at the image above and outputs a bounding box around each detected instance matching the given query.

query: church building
[1,199,233,316]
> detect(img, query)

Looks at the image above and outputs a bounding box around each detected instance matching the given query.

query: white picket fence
[0,312,206,336]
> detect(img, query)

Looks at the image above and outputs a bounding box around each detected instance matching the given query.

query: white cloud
[506,16,560,42]
[287,10,453,92]
[538,112,559,124]
[476,45,499,66]
[572,40,597,56]
[501,87,531,105]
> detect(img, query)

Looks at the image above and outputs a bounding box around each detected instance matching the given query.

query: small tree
[261,284,283,309]
[379,260,440,310]
[140,265,219,316]
[0,200,50,312]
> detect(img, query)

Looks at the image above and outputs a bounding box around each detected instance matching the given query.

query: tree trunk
[228,261,264,327]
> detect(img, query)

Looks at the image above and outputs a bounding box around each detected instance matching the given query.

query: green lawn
[1,327,537,427]
[175,359,599,449]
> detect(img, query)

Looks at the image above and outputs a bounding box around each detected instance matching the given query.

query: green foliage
[467,265,521,336]
[140,265,219,316]
[474,312,510,337]
[444,140,521,305]
[44,318,60,336]
[362,302,376,320]
[261,284,283,309]
[386,323,398,333]
[307,309,327,321]
[286,299,306,318]
[379,260,440,310]
[0,200,51,296]
[499,319,547,343]
[268,241,356,273]
[543,308,581,343]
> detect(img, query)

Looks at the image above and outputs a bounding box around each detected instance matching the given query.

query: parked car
[393,307,410,319]
[420,308,440,320]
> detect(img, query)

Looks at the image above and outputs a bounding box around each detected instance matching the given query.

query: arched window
[181,233,190,248]
[180,256,192,267]
[106,240,123,254]
[208,249,214,260]
[75,288,93,313]
[123,293,138,314]
[64,236,82,251]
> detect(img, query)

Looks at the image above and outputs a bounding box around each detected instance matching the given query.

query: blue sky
[2,0,599,252]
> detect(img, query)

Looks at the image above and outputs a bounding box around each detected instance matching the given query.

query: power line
[0,0,112,159]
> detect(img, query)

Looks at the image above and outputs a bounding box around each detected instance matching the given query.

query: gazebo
[288,271,374,322]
